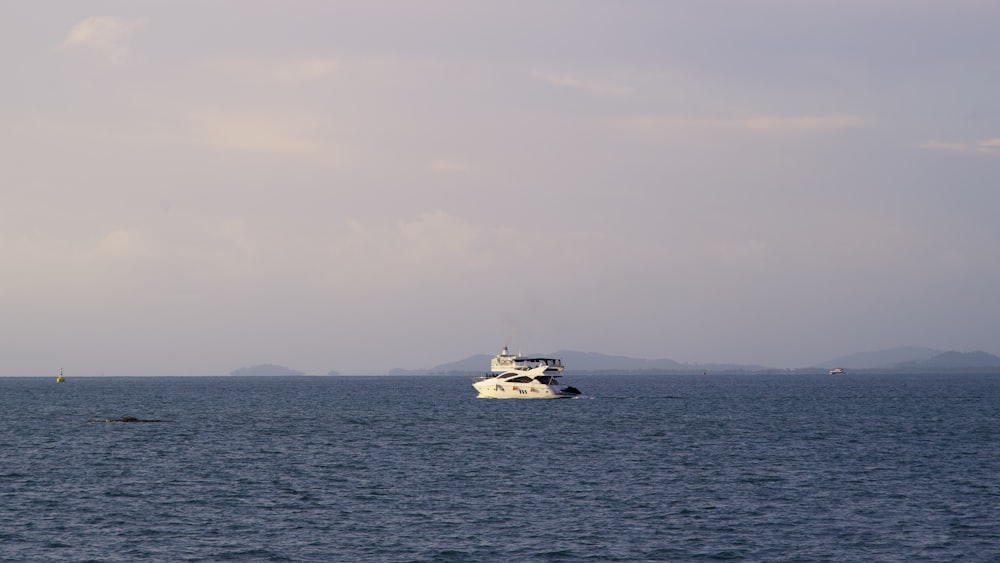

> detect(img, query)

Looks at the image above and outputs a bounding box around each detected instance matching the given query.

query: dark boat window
[507,376,533,383]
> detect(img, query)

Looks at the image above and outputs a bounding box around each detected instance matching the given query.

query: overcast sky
[3,1,998,375]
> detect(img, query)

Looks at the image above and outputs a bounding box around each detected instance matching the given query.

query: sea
[2,373,999,562]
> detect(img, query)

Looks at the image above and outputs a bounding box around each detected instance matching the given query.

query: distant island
[229,348,1000,377]
[894,350,1000,370]
[817,348,1000,371]
[391,350,770,375]
[230,364,306,376]
[388,348,1000,375]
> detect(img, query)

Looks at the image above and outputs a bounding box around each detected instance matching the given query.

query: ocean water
[2,373,999,561]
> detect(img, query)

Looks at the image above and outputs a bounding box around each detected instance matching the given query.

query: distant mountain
[390,350,766,375]
[895,351,1000,370]
[550,350,765,373]
[815,346,943,369]
[434,354,492,372]
[551,350,687,371]
[230,364,306,376]
[389,354,490,375]
[390,347,1000,375]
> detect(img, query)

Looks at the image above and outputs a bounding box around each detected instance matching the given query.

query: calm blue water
[2,373,999,561]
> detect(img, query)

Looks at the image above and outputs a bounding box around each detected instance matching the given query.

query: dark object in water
[87,416,169,423]
[562,386,581,395]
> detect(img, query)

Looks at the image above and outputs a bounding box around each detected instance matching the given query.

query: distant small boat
[56,368,66,383]
[829,368,845,375]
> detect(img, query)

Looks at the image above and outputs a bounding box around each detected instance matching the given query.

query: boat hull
[472,379,577,399]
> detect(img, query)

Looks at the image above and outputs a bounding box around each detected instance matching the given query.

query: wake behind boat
[472,346,581,399]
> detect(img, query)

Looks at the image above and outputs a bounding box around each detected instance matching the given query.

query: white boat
[472,346,581,399]
[829,367,845,375]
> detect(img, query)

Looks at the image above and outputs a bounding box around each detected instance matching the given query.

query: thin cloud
[530,70,633,96]
[397,211,483,267]
[58,16,149,64]
[977,138,1000,151]
[207,57,340,82]
[320,212,491,289]
[612,113,865,135]
[919,140,971,152]
[920,138,1000,154]
[90,229,150,261]
[740,115,865,133]
[196,114,336,160]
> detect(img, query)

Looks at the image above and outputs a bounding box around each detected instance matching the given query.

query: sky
[2,1,999,375]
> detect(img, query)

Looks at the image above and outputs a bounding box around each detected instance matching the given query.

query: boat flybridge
[472,346,581,399]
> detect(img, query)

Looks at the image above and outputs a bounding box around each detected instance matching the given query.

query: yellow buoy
[56,368,65,383]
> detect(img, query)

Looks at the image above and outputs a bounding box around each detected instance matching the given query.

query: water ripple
[1,374,999,561]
